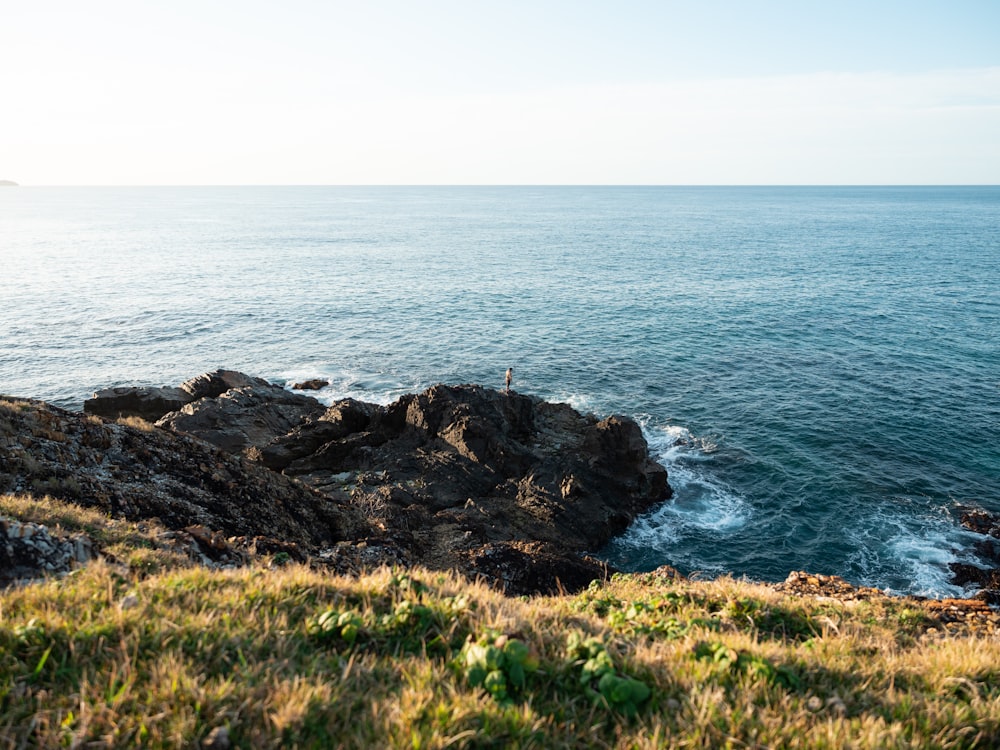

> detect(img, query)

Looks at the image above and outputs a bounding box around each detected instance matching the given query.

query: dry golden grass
[114,415,157,431]
[1,493,999,748]
[0,494,196,574]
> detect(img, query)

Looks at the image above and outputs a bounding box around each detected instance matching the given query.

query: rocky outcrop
[239,383,670,587]
[777,570,1000,634]
[291,379,330,391]
[952,507,1000,602]
[9,372,673,595]
[462,541,615,596]
[156,384,325,453]
[83,385,191,422]
[0,396,369,549]
[83,369,326,453]
[959,509,1000,538]
[82,369,272,422]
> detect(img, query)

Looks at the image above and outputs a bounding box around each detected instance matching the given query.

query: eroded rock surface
[1,396,368,549]
[82,369,272,422]
[156,384,325,453]
[952,507,1000,602]
[7,373,673,594]
[83,385,191,422]
[235,384,671,577]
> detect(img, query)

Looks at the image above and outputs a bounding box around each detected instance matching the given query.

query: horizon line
[5,183,999,189]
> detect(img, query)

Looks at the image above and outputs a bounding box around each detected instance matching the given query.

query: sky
[1,0,998,185]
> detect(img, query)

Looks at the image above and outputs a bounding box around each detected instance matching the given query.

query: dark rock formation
[960,509,1000,538]
[156,384,325,453]
[83,369,271,422]
[949,563,1000,591]
[1,517,94,586]
[0,396,368,549]
[179,370,269,400]
[953,507,1000,601]
[244,382,669,588]
[462,541,615,596]
[291,379,330,391]
[8,372,674,595]
[83,385,191,422]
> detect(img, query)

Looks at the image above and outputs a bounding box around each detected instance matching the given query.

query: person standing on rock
[505,367,513,393]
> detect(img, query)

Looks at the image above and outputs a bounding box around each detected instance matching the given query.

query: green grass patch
[3,494,1000,748]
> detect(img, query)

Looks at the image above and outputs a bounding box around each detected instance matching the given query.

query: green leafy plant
[693,641,800,689]
[565,633,651,716]
[605,598,716,640]
[388,572,428,596]
[307,609,363,645]
[307,573,474,656]
[456,631,539,704]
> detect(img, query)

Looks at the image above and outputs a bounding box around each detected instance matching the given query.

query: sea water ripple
[1,185,998,597]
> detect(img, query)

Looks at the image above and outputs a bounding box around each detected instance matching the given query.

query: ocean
[2,185,998,597]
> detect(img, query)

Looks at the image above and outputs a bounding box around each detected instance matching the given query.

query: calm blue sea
[2,186,998,597]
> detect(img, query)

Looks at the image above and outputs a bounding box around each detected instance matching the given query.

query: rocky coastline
[4,369,999,606]
[3,370,670,594]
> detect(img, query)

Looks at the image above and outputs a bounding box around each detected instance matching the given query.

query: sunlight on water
[2,186,998,596]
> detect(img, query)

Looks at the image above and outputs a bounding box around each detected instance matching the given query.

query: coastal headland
[4,369,671,594]
[4,369,1000,601]
[3,371,1000,747]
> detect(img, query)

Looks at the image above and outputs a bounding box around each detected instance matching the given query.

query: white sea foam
[612,423,751,555]
[844,507,982,598]
[550,391,600,416]
[279,367,419,406]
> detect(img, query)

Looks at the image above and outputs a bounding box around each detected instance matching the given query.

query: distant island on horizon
[0,180,18,186]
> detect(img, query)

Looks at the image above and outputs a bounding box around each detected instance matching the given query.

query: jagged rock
[6,376,674,595]
[954,507,1000,594]
[949,563,1000,590]
[321,398,377,431]
[252,383,671,577]
[253,399,377,470]
[960,508,1000,538]
[84,385,191,421]
[85,369,329,454]
[0,397,369,549]
[158,526,249,567]
[291,379,330,391]
[776,571,884,601]
[314,538,414,576]
[82,369,270,422]
[156,384,325,453]
[180,370,268,400]
[462,541,615,596]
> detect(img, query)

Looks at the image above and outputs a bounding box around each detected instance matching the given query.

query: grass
[115,416,157,432]
[0,494,196,575]
[2,494,1000,748]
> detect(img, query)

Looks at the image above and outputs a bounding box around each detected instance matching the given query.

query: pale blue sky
[2,0,998,184]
